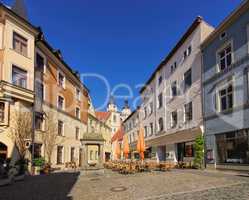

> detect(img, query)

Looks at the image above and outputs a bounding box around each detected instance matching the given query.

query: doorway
[0,142,7,160]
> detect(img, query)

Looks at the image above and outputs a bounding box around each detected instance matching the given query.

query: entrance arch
[0,142,8,160]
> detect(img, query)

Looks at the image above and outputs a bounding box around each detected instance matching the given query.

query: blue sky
[3,0,243,111]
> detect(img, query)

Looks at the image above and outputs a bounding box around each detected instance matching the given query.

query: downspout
[201,48,207,169]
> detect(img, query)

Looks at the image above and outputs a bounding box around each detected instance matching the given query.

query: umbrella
[137,125,145,161]
[115,141,121,160]
[139,125,145,160]
[123,135,130,159]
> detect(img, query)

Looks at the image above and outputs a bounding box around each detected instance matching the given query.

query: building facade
[0,3,39,163]
[0,2,91,170]
[136,17,213,163]
[202,1,249,171]
[123,107,141,158]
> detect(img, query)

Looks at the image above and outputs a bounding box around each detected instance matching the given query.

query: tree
[42,111,62,165]
[193,135,204,169]
[10,110,32,160]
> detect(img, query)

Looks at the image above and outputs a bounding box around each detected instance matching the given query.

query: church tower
[107,95,118,112]
[121,100,131,122]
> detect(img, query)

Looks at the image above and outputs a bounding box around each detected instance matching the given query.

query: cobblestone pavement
[0,169,249,200]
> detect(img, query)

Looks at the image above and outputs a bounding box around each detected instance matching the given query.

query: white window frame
[218,84,234,112]
[216,40,233,73]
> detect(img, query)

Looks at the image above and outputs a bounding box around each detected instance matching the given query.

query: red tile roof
[95,111,111,122]
[111,126,124,143]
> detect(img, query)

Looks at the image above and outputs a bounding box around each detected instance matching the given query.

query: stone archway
[0,142,8,160]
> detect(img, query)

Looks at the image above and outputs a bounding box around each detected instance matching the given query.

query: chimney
[12,0,28,20]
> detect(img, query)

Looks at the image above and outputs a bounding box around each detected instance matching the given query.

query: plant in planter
[193,135,204,169]
[33,158,45,175]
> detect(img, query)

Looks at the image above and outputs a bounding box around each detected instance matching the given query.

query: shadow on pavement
[0,172,80,200]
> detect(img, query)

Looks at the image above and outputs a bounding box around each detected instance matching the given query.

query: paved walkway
[0,169,249,200]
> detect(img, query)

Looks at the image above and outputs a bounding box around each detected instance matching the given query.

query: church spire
[12,0,28,20]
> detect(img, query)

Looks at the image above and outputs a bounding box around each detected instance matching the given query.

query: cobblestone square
[0,170,249,200]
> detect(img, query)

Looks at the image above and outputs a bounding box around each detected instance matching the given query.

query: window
[171,62,177,74]
[36,53,45,72]
[0,102,5,123]
[184,102,193,122]
[184,142,194,157]
[58,120,64,136]
[183,46,192,61]
[158,93,163,108]
[13,32,28,56]
[12,65,27,88]
[187,46,192,56]
[220,32,227,40]
[150,123,153,136]
[158,76,163,86]
[70,147,75,162]
[171,81,177,97]
[158,118,164,132]
[36,82,44,101]
[216,130,249,164]
[144,126,148,137]
[95,151,98,160]
[219,84,233,112]
[57,146,63,164]
[76,107,80,119]
[57,96,64,110]
[33,143,42,159]
[184,68,192,90]
[35,112,43,131]
[58,72,65,88]
[76,88,81,101]
[113,114,117,122]
[149,102,153,115]
[218,44,232,71]
[171,110,177,128]
[75,127,80,140]
[144,107,147,119]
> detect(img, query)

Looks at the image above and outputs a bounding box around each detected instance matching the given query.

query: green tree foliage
[193,135,204,169]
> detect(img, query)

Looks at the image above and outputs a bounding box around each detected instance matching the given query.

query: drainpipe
[201,49,207,169]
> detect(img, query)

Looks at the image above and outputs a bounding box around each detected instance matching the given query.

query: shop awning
[145,127,202,147]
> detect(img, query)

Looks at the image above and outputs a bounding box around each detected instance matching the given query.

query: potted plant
[33,158,45,175]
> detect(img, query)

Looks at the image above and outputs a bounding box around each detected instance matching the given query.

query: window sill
[10,48,31,60]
